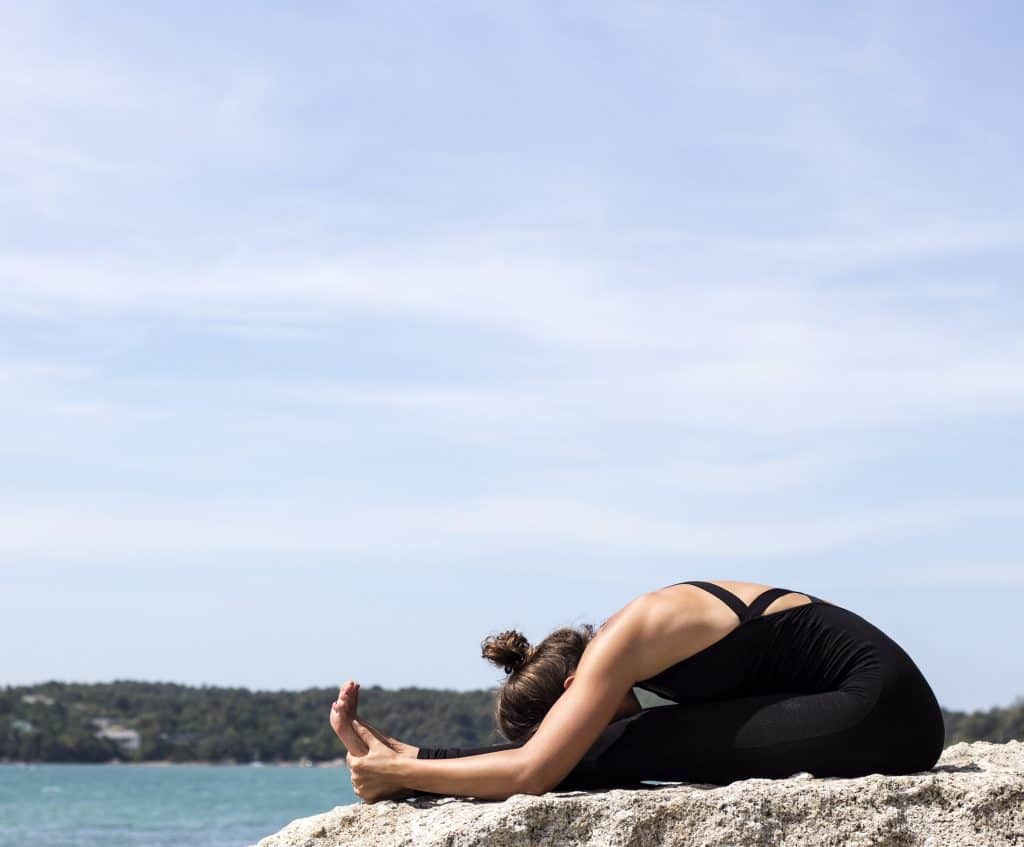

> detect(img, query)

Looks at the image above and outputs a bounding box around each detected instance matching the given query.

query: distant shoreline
[3,681,505,765]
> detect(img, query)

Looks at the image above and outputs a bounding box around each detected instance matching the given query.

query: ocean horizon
[0,763,357,847]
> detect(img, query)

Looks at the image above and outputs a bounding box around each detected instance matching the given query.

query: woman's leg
[415,691,875,793]
[554,686,927,791]
[413,681,941,794]
[414,690,867,793]
[417,740,523,759]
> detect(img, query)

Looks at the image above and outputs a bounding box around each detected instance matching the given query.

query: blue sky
[2,2,1022,712]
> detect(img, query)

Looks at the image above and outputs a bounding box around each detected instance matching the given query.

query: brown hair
[481,623,596,742]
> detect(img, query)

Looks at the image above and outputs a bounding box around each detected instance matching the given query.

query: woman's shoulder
[595,587,665,633]
[598,583,705,628]
[590,587,713,679]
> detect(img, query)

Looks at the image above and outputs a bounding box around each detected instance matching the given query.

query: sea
[0,764,358,847]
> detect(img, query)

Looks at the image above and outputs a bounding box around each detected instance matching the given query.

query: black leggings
[417,601,946,791]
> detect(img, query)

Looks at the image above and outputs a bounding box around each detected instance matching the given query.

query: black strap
[679,580,748,622]
[675,581,819,623]
[745,587,792,620]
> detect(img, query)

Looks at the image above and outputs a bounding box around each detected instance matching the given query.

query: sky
[2,1,1022,713]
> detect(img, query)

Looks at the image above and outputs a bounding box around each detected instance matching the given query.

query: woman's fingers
[351,719,377,749]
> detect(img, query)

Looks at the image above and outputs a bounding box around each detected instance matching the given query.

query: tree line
[1,681,1020,763]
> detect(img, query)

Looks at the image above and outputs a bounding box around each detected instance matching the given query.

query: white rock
[252,741,1024,847]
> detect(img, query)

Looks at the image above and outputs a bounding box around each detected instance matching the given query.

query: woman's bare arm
[513,602,644,794]
[384,745,534,799]
[367,598,648,800]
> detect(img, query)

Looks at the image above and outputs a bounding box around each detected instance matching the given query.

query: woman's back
[633,580,863,703]
[595,579,826,694]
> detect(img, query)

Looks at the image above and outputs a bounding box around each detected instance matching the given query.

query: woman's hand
[329,681,420,759]
[347,720,413,803]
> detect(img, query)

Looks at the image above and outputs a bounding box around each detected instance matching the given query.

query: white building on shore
[92,718,141,752]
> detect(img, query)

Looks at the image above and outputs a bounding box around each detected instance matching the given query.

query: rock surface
[252,741,1024,847]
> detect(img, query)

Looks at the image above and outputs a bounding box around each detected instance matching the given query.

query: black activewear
[416,580,945,790]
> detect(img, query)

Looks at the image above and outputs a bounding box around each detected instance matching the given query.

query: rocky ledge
[252,741,1024,847]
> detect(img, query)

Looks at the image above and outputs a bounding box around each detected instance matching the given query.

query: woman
[330,579,945,803]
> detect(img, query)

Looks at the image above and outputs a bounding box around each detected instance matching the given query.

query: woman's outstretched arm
[407,738,524,798]
[360,742,535,800]
[348,603,645,801]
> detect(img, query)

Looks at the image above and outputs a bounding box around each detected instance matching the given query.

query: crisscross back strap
[678,580,748,622]
[672,581,823,623]
[745,587,793,620]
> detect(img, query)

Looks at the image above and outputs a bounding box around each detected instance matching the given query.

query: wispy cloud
[1,493,1022,563]
[2,2,1022,706]
[870,563,1024,588]
[3,218,1022,321]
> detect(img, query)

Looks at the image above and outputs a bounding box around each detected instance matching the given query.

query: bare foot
[329,680,370,755]
[329,680,419,758]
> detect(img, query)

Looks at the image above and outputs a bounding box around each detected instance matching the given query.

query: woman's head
[481,623,596,742]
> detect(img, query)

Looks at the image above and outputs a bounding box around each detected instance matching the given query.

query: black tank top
[666,580,827,623]
[634,580,831,703]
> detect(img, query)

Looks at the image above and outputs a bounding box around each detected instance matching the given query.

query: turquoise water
[0,764,357,847]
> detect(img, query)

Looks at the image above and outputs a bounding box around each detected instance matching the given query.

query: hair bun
[482,629,532,676]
